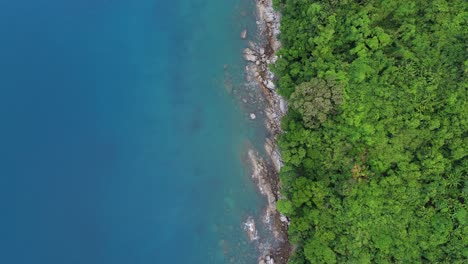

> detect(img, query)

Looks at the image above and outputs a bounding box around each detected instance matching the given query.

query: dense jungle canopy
[272,0,467,263]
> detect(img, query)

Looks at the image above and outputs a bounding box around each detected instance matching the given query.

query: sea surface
[0,0,270,263]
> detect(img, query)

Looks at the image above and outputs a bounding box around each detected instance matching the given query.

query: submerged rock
[244,216,259,241]
[241,29,248,39]
[250,113,257,120]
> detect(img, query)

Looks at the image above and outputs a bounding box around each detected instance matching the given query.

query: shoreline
[242,1,291,263]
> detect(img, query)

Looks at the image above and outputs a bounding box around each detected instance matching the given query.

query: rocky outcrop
[245,1,287,136]
[247,149,289,264]
[243,1,291,263]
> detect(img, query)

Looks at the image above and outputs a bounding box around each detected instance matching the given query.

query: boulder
[266,80,275,90]
[243,48,257,62]
[264,12,275,23]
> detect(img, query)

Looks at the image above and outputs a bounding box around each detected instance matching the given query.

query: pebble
[250,113,256,120]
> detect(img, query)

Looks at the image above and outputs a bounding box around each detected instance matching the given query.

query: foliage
[290,78,343,129]
[273,0,468,263]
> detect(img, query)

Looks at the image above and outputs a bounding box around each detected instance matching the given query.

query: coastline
[242,1,291,263]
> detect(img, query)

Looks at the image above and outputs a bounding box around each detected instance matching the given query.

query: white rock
[265,13,275,23]
[279,98,287,114]
[243,216,259,241]
[272,55,278,63]
[243,48,257,62]
[245,55,257,62]
[250,113,256,120]
[266,80,275,90]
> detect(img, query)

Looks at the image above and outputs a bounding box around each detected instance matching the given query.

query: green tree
[290,78,343,129]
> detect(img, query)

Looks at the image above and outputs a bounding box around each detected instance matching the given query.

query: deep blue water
[0,0,266,263]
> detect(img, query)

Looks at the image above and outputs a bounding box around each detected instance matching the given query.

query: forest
[271,0,467,263]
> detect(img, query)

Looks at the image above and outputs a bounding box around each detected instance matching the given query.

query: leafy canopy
[273,0,468,263]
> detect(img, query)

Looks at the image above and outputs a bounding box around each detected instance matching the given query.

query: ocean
[0,0,270,263]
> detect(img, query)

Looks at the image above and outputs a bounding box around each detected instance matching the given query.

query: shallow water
[0,0,271,263]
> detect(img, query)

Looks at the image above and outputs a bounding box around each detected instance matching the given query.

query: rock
[280,214,289,223]
[244,54,257,62]
[259,48,265,55]
[240,29,247,39]
[265,140,282,172]
[271,55,278,63]
[279,98,287,114]
[243,48,257,62]
[243,216,259,241]
[266,80,275,90]
[250,113,256,120]
[245,56,257,62]
[264,12,275,23]
[242,98,248,103]
[256,60,260,65]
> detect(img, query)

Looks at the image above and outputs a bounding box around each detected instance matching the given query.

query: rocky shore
[242,1,291,263]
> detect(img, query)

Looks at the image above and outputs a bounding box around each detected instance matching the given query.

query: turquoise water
[0,0,269,263]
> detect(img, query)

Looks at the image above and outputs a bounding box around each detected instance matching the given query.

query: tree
[289,78,343,129]
[273,0,467,262]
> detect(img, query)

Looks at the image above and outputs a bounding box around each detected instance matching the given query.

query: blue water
[0,0,267,263]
